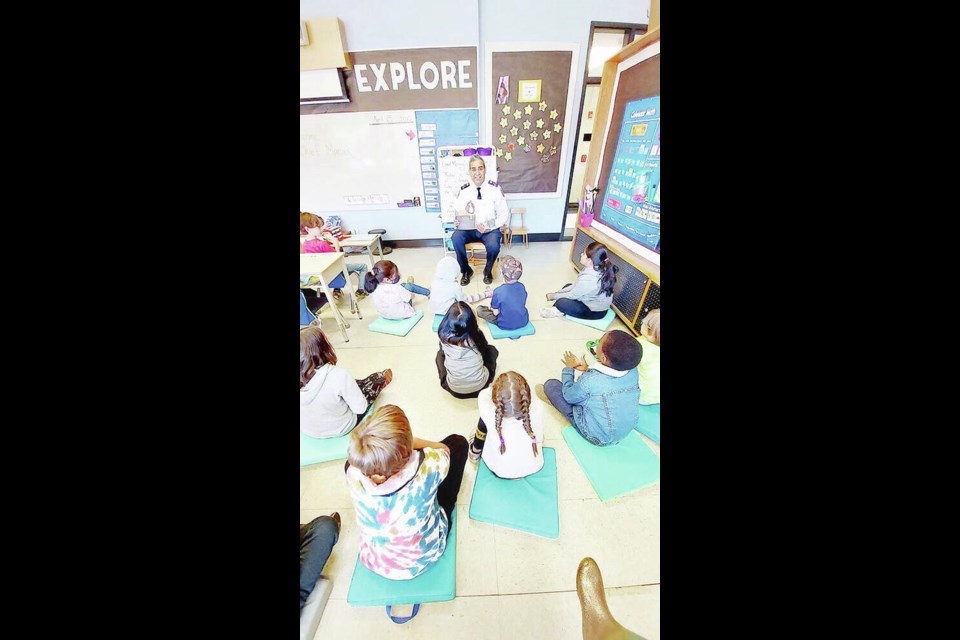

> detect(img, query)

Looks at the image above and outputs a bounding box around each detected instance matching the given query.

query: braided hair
[491,371,539,457]
[585,241,618,296]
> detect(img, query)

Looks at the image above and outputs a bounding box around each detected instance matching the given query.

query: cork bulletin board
[485,43,579,198]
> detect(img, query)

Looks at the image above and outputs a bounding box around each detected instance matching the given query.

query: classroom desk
[299,253,363,342]
[336,234,383,270]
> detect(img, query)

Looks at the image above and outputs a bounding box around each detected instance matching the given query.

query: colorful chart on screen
[598,96,660,253]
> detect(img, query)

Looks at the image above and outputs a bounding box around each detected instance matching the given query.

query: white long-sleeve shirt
[446,180,510,230]
[299,363,368,438]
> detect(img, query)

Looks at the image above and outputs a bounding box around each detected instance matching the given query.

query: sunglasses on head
[462,147,493,157]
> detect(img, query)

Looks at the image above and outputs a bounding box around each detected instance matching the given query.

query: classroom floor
[301,240,660,640]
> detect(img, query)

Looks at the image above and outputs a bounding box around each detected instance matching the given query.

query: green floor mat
[561,427,659,501]
[368,310,424,336]
[635,403,660,444]
[565,308,616,331]
[347,510,457,607]
[485,319,536,340]
[468,447,558,538]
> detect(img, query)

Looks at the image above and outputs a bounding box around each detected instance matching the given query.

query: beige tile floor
[301,241,660,640]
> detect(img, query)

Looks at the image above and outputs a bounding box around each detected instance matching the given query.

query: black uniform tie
[477,187,482,200]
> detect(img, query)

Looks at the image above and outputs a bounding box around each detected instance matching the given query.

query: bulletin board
[299,111,424,212]
[485,43,579,198]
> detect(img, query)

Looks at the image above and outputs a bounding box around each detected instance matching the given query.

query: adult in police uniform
[450,154,510,285]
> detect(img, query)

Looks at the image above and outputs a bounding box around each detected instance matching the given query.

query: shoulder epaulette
[460,183,470,190]
[488,180,498,187]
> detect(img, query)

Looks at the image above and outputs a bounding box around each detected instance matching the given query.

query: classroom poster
[598,96,660,253]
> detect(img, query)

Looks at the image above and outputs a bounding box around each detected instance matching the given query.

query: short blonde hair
[348,404,413,477]
[640,309,660,346]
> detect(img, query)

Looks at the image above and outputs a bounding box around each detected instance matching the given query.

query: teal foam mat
[368,310,424,336]
[561,427,659,501]
[565,308,615,331]
[635,403,660,444]
[432,314,444,332]
[469,447,558,538]
[299,404,374,467]
[485,319,536,340]
[347,510,457,607]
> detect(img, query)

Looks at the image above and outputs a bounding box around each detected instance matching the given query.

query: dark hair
[585,242,618,296]
[492,371,538,457]
[364,260,400,293]
[599,329,642,371]
[438,302,489,352]
[300,326,338,389]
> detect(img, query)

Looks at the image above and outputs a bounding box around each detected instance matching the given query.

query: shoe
[406,276,415,284]
[354,289,367,299]
[576,557,641,640]
[382,369,393,386]
[535,383,550,404]
[331,511,341,535]
[467,436,481,464]
[461,271,473,286]
[540,306,565,318]
[332,289,343,301]
[483,272,493,285]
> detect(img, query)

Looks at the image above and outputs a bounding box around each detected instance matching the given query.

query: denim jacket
[562,364,639,445]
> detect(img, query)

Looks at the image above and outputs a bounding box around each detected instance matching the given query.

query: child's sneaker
[332,289,343,302]
[467,436,482,464]
[535,383,550,405]
[540,306,565,318]
[406,276,415,284]
[354,289,367,299]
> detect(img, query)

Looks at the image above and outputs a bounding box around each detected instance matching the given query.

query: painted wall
[299,0,649,240]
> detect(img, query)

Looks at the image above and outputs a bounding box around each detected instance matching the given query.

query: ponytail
[593,248,618,297]
[364,270,379,293]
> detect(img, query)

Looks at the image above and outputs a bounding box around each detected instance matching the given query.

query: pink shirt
[303,238,335,253]
[370,282,414,319]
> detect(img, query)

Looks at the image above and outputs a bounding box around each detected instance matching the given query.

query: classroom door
[569,84,601,206]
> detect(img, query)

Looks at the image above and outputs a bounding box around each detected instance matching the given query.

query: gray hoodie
[440,342,489,393]
[548,265,613,312]
[430,256,467,315]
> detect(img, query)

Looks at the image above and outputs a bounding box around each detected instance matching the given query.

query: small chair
[466,225,506,271]
[505,208,529,248]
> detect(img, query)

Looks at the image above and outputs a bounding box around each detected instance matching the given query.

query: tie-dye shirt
[345,446,450,579]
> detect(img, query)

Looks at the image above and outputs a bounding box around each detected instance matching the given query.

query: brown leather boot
[577,557,646,640]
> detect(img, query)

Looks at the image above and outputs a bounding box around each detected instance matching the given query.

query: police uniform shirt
[450,180,510,230]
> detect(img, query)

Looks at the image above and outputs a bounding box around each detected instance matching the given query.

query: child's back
[370,282,415,319]
[477,385,544,478]
[491,281,529,330]
[430,256,466,315]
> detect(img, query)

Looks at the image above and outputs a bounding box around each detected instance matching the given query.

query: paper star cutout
[523,120,532,130]
[539,101,547,111]
[553,123,562,133]
[549,109,558,120]
[524,105,533,115]
[495,148,504,157]
[498,134,507,144]
[550,146,557,155]
[536,118,544,128]
[502,105,512,115]
[510,126,519,136]
[543,130,551,139]
[499,117,508,127]
[504,152,512,161]
[513,109,522,120]
[536,143,545,153]
[529,131,538,140]
[517,136,525,145]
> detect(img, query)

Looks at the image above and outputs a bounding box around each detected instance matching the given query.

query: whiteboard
[436,146,498,221]
[300,111,424,212]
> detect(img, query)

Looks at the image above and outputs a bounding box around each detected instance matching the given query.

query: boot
[577,557,646,640]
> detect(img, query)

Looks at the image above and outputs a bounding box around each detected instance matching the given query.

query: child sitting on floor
[474,255,529,330]
[435,302,499,399]
[541,241,617,320]
[429,256,468,316]
[344,404,468,579]
[637,309,660,405]
[364,260,431,320]
[300,326,393,438]
[536,329,641,446]
[468,371,545,479]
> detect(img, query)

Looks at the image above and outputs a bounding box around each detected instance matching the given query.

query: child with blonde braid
[468,371,544,479]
